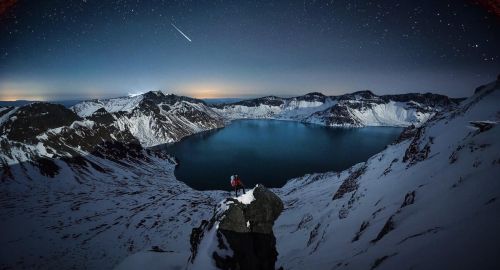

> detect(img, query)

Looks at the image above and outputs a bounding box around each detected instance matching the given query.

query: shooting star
[171,23,192,42]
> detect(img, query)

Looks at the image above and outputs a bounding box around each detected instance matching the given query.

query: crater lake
[162,120,403,190]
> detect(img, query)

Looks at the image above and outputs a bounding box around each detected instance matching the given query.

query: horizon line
[0,89,468,103]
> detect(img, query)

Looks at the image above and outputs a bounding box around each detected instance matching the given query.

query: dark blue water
[163,120,402,190]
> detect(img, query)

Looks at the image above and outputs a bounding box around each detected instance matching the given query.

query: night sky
[0,0,499,101]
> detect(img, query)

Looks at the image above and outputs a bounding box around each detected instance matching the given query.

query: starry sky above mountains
[0,0,499,100]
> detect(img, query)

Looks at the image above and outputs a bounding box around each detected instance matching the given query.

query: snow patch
[235,187,256,205]
[71,95,144,117]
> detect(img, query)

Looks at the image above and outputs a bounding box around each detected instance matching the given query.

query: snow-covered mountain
[0,91,225,168]
[0,80,498,269]
[71,91,225,147]
[213,91,462,127]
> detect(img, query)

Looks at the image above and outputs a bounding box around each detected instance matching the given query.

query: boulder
[219,185,283,234]
[189,185,284,270]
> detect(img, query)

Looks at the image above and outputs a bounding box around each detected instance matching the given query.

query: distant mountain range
[212,91,463,127]
[202,98,244,104]
[0,99,83,107]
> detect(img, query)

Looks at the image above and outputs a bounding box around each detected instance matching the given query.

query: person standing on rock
[230,174,245,196]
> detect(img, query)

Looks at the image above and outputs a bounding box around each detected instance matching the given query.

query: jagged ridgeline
[0,79,498,270]
[211,91,462,127]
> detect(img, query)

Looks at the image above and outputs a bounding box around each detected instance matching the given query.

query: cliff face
[189,185,284,270]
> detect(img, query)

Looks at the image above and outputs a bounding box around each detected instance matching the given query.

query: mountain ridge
[212,91,462,127]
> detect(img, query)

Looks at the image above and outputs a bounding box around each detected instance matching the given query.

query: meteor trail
[171,23,192,42]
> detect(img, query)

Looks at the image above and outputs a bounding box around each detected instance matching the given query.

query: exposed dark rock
[372,191,417,243]
[401,191,416,208]
[0,160,13,182]
[149,246,170,253]
[470,121,496,133]
[225,96,285,108]
[381,158,399,177]
[395,124,417,143]
[332,164,367,200]
[352,220,370,242]
[371,215,395,243]
[370,253,398,270]
[0,106,15,118]
[307,223,321,247]
[91,141,146,162]
[295,213,313,231]
[382,92,462,107]
[3,103,81,142]
[297,92,327,102]
[61,155,88,169]
[403,127,433,166]
[449,145,463,164]
[189,185,284,270]
[397,227,441,245]
[219,186,283,234]
[33,157,60,177]
[213,230,278,270]
[88,108,116,124]
[484,197,497,205]
[311,104,361,127]
[189,219,211,263]
[339,90,377,101]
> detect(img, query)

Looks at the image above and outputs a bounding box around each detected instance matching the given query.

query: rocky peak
[189,185,284,270]
[2,102,81,142]
[304,92,325,96]
[353,90,376,98]
[382,92,461,107]
[231,96,285,107]
[140,92,206,107]
[335,90,378,102]
[296,92,327,102]
[141,90,166,100]
[218,184,283,234]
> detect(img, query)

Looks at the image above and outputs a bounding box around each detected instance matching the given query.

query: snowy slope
[0,149,226,269]
[273,80,500,269]
[71,95,144,117]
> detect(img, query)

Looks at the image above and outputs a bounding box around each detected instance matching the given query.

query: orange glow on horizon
[181,82,253,99]
[183,85,228,99]
[0,90,46,101]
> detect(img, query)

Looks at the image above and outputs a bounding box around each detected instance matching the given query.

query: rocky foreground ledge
[190,185,284,270]
[115,185,284,270]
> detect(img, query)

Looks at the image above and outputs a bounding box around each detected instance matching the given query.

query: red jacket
[231,177,242,187]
